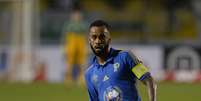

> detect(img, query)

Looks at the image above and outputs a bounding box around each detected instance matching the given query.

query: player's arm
[84,71,99,101]
[142,74,157,101]
[127,51,157,101]
[131,63,157,101]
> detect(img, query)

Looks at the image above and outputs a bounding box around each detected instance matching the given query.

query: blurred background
[0,0,201,101]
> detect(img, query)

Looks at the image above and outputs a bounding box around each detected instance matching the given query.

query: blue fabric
[85,48,150,101]
[0,51,7,71]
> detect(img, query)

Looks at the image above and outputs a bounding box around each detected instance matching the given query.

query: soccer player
[85,20,157,101]
[63,8,87,84]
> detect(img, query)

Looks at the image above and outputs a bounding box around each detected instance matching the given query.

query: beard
[90,43,109,57]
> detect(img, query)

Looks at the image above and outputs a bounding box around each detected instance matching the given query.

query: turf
[138,82,201,101]
[0,82,200,101]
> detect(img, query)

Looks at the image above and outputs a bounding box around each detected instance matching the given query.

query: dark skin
[88,26,157,101]
[89,26,111,65]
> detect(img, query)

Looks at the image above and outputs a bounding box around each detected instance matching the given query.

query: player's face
[89,26,111,56]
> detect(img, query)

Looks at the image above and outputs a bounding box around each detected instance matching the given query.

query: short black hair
[89,20,111,30]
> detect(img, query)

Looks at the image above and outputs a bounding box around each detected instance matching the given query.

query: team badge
[113,62,120,72]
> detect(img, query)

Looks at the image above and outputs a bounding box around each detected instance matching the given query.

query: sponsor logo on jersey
[103,75,109,81]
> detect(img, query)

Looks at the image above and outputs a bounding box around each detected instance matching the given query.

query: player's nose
[94,37,102,44]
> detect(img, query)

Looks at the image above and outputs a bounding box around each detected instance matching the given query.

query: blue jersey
[85,48,150,101]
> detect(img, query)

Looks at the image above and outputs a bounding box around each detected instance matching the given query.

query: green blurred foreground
[0,82,201,101]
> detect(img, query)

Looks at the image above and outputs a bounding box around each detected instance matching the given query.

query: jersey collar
[94,48,116,67]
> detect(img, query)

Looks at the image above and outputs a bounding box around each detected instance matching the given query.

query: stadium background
[0,0,201,101]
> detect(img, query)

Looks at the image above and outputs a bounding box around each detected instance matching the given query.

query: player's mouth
[94,46,104,51]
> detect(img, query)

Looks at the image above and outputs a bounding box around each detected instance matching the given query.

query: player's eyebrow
[89,32,110,38]
[89,32,109,35]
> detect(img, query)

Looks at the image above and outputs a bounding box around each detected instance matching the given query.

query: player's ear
[87,32,91,42]
[88,37,91,43]
[108,38,111,44]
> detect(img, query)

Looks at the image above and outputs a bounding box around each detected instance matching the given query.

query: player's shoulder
[116,49,141,62]
[110,48,128,56]
[116,49,131,58]
[85,57,96,77]
[118,49,139,57]
[85,64,94,73]
[84,64,94,78]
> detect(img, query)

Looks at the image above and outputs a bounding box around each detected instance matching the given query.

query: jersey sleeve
[125,51,150,81]
[85,71,99,101]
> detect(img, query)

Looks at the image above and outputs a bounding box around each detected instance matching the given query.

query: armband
[131,63,149,79]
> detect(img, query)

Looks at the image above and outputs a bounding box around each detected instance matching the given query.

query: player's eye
[99,34,105,40]
[91,35,97,40]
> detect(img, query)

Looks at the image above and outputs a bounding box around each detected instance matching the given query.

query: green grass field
[0,82,201,101]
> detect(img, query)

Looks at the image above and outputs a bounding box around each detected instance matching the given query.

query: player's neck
[96,48,110,65]
[97,57,106,65]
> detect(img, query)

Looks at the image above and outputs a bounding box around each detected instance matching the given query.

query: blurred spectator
[0,50,7,80]
[0,50,7,71]
[62,6,87,85]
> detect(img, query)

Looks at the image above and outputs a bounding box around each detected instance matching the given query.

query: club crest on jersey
[113,62,120,72]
